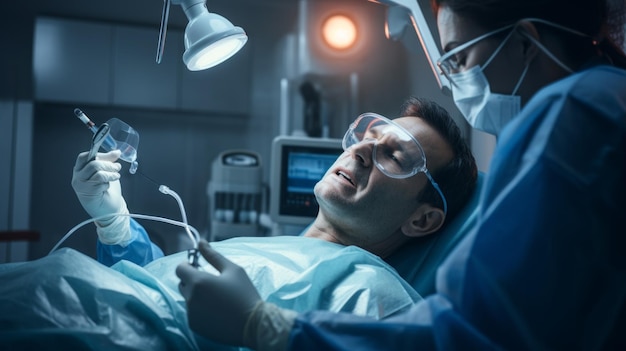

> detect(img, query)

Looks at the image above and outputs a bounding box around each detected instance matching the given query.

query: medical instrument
[67,109,201,266]
[74,108,140,174]
[269,136,342,234]
[50,183,201,267]
[343,112,448,214]
[75,108,117,152]
[208,150,263,241]
[159,184,201,267]
[74,108,99,133]
[88,123,111,162]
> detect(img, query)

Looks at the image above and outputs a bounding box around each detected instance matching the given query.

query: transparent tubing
[49,213,200,255]
[157,185,198,249]
[49,185,200,255]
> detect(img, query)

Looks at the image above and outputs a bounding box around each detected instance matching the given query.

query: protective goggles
[437,25,514,85]
[342,113,448,214]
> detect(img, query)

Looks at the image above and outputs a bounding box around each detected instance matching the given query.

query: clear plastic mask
[101,118,140,174]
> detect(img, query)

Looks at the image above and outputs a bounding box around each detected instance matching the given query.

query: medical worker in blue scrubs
[173,0,626,349]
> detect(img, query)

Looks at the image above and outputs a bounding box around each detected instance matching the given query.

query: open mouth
[336,170,355,186]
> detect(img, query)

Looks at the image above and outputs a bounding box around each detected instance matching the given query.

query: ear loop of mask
[439,24,514,76]
[463,26,528,98]
[481,28,517,71]
[481,17,582,96]
[519,30,573,73]
[516,18,594,73]
[512,63,530,95]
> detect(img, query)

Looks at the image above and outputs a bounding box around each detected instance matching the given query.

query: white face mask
[450,63,526,136]
[443,18,587,136]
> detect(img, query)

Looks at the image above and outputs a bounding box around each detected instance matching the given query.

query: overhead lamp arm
[370,0,450,94]
[156,0,171,64]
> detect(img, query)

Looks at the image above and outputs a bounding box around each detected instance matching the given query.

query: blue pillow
[384,172,484,296]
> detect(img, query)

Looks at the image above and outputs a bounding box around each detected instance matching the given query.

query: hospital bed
[0,190,482,351]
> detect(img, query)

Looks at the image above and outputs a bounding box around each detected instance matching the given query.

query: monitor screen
[270,136,343,226]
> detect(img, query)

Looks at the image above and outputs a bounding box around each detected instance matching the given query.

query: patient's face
[313,116,452,249]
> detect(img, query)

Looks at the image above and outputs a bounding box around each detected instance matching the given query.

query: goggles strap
[424,170,448,217]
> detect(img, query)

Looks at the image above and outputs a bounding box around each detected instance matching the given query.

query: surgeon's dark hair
[400,97,478,228]
[430,0,626,69]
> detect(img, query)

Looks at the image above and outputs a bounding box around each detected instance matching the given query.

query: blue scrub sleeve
[289,281,498,350]
[97,218,164,267]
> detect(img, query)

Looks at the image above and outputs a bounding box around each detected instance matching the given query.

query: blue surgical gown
[288,64,626,350]
[97,218,164,267]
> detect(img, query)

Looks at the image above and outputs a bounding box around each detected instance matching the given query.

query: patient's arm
[97,218,164,266]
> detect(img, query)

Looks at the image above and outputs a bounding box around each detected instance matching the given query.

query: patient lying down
[0,98,477,350]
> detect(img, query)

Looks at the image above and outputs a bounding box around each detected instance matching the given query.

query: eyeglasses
[437,25,513,84]
[342,113,448,214]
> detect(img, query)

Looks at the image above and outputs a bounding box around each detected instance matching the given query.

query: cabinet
[33,16,251,115]
[112,25,181,109]
[33,17,113,105]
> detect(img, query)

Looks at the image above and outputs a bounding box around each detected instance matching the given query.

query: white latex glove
[71,149,131,246]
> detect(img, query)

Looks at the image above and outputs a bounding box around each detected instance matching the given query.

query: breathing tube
[49,184,201,266]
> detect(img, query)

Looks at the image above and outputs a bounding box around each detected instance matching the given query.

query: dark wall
[0,0,192,100]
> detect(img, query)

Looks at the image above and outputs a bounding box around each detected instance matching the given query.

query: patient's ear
[400,204,445,238]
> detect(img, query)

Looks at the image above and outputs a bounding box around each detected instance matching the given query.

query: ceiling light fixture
[156,0,248,71]
[321,14,358,51]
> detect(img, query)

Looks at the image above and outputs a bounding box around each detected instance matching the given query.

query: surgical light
[156,0,248,71]
[322,14,358,50]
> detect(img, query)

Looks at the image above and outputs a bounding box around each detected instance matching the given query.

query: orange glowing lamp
[321,14,358,51]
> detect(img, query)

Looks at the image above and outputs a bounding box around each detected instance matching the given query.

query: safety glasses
[437,25,513,85]
[342,113,448,214]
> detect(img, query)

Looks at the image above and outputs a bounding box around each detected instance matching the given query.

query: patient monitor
[270,136,343,232]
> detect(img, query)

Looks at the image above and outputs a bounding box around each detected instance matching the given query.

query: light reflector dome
[183,12,248,71]
[156,0,247,71]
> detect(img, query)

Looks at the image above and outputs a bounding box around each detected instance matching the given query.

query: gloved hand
[177,240,298,350]
[71,149,131,246]
[176,239,262,347]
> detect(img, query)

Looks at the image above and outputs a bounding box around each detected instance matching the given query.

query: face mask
[444,18,586,136]
[450,63,527,136]
[448,27,528,136]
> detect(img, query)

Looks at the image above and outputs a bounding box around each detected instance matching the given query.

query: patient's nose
[349,140,374,168]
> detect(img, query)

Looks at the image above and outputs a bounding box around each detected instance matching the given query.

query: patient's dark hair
[400,97,478,228]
